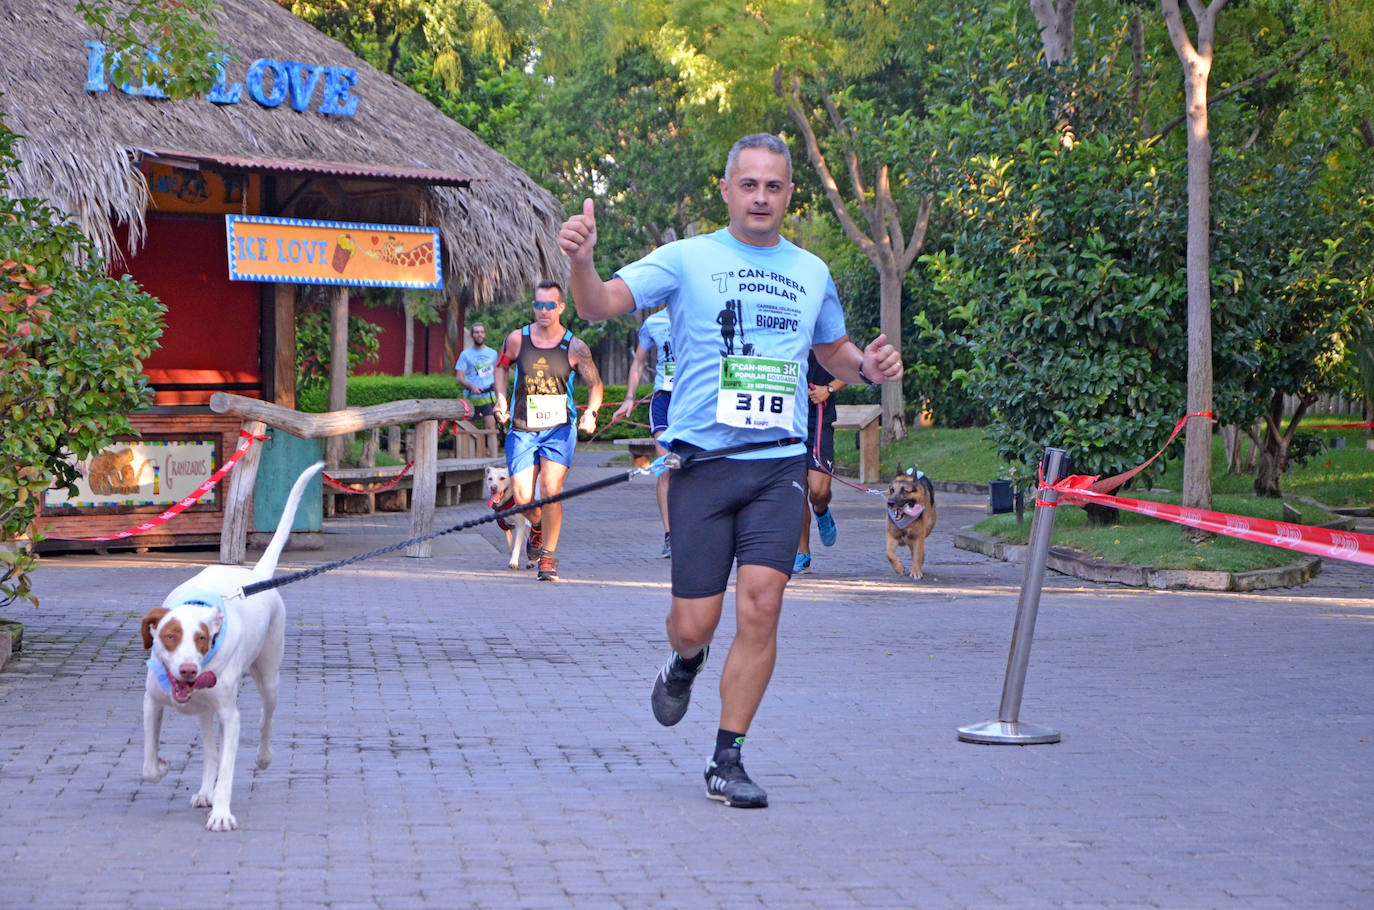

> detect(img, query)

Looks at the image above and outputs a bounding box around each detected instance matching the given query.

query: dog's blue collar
[147,589,229,695]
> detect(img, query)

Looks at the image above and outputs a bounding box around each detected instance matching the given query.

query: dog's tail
[253,461,325,578]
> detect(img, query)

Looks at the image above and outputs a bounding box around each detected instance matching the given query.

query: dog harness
[147,587,227,699]
[488,490,516,530]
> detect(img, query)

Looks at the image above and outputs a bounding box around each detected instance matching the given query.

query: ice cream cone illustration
[332,235,356,273]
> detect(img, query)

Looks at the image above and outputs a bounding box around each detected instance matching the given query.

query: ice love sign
[83,42,359,116]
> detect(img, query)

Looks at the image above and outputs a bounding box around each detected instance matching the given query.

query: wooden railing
[210,392,474,564]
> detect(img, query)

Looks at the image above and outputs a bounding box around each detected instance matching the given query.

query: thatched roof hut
[0,0,567,303]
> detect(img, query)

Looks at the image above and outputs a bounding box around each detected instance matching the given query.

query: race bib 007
[715,355,800,431]
[525,394,568,429]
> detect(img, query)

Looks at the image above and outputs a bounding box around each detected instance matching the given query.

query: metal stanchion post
[958,447,1067,745]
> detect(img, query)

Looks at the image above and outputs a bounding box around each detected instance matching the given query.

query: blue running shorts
[506,423,576,474]
[649,390,672,436]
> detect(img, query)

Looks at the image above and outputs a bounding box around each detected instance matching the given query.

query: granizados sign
[83,41,358,116]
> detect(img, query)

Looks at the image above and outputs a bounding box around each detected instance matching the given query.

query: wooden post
[406,419,438,558]
[859,421,880,485]
[273,284,296,409]
[326,287,348,469]
[220,419,267,565]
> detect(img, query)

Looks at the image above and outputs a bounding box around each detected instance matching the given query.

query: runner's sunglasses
[533,299,561,310]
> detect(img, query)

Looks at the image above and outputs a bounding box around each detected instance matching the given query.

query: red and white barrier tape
[46,430,269,541]
[321,419,475,494]
[322,461,415,494]
[1046,474,1374,568]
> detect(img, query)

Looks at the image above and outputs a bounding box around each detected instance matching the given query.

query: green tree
[0,114,165,606]
[77,0,227,98]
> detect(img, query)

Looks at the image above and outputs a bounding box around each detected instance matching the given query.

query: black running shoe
[536,550,558,581]
[650,649,704,726]
[704,747,768,808]
[526,525,543,564]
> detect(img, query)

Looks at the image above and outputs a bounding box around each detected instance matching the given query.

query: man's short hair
[471,322,486,332]
[725,133,793,183]
[536,279,564,302]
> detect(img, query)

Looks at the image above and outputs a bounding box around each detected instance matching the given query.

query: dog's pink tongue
[903,503,925,519]
[194,671,217,690]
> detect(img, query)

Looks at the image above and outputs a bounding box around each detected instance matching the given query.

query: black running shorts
[666,449,809,599]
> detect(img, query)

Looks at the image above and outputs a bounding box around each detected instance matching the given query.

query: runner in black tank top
[492,283,604,581]
[511,325,576,432]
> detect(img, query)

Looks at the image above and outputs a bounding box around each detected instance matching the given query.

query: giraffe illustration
[338,233,436,269]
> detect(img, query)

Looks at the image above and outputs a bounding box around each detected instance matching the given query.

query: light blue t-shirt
[615,228,847,459]
[637,309,675,393]
[455,344,497,393]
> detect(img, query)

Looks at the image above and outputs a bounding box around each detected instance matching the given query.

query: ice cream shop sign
[226,215,442,289]
[83,41,359,116]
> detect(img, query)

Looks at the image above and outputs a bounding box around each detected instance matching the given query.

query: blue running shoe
[816,508,837,547]
[792,552,811,574]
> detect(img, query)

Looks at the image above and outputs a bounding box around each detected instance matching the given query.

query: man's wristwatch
[857,363,879,386]
[824,383,834,394]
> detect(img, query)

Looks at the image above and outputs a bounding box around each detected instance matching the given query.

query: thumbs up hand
[558,197,598,264]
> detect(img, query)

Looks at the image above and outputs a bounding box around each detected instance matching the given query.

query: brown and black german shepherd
[885,467,937,579]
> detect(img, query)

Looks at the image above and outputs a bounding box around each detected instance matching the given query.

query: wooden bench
[325,457,501,514]
[445,419,499,459]
[613,437,660,468]
[834,404,882,484]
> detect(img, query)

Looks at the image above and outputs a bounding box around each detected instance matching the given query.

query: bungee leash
[807,399,886,498]
[235,465,650,600]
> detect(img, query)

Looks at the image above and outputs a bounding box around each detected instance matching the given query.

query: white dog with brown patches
[140,461,323,831]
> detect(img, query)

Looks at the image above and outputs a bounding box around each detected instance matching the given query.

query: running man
[493,281,603,581]
[454,322,499,458]
[612,307,675,558]
[558,133,902,808]
[793,350,844,574]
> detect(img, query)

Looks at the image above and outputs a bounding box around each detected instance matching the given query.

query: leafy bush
[0,115,164,606]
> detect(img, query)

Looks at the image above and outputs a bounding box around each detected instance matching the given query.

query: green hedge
[297,375,460,413]
[298,376,657,440]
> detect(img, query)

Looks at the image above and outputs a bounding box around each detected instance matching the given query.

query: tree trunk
[1030,0,1078,65]
[1254,392,1310,497]
[327,286,349,468]
[1221,424,1244,474]
[776,73,931,445]
[1163,0,1227,533]
[1253,438,1285,497]
[400,290,414,377]
[878,265,907,443]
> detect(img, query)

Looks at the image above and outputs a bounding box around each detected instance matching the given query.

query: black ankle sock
[716,729,746,758]
[678,647,706,671]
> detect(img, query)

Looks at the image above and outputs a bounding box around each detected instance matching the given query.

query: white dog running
[485,464,533,570]
[139,461,323,831]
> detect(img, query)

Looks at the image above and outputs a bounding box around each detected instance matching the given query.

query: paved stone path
[2,450,1372,908]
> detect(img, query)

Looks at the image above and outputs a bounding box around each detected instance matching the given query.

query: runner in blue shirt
[454,322,499,458]
[612,308,675,557]
[559,133,902,809]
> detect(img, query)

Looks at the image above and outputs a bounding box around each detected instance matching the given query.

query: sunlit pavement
[3,449,1372,908]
